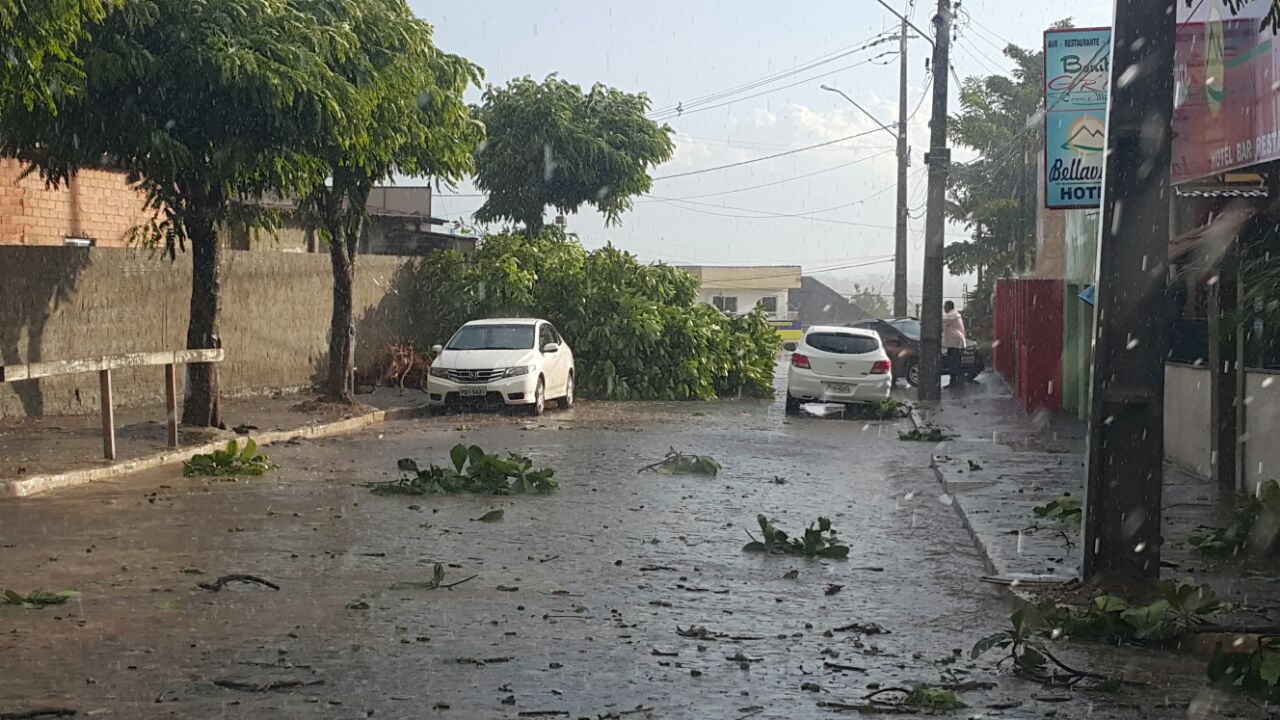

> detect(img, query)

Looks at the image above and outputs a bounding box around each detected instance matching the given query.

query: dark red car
[847,317,984,387]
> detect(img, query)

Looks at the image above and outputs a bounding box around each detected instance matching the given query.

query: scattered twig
[0,711,78,720]
[197,574,280,592]
[213,678,323,692]
[452,656,514,666]
[823,661,868,673]
[518,712,569,718]
[863,687,912,702]
[441,574,478,589]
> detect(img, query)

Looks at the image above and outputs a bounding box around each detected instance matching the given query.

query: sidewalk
[0,387,429,497]
[922,374,1280,627]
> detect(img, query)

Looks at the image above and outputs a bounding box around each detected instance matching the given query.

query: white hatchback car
[427,318,575,415]
[785,325,893,415]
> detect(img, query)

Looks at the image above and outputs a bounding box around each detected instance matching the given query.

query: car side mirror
[542,342,560,354]
[783,341,797,352]
[431,344,443,354]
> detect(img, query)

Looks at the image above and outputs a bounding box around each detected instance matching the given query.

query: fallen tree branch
[213,678,323,692]
[198,575,280,592]
[0,710,78,720]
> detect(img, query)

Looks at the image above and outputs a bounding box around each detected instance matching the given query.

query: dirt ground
[0,385,1267,718]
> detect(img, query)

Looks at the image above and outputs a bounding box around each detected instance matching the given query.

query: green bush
[407,228,778,400]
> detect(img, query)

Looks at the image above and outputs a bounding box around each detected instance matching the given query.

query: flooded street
[0,389,1250,718]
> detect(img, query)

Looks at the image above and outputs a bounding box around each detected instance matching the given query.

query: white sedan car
[785,325,893,415]
[427,318,575,415]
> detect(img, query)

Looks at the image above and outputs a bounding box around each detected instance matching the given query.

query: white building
[681,265,801,321]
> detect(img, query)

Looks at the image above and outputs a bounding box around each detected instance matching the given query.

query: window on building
[712,296,738,313]
[759,296,777,313]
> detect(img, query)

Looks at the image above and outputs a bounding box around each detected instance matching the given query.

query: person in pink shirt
[943,300,967,386]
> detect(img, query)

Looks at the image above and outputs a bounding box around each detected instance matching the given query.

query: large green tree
[298,0,482,402]
[409,228,778,400]
[944,34,1055,335]
[1,0,350,427]
[0,0,118,112]
[472,75,675,233]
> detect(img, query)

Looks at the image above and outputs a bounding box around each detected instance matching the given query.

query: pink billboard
[1173,1,1280,183]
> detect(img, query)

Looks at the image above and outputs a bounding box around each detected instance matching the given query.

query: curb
[0,404,428,498]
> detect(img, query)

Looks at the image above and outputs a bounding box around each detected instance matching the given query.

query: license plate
[459,387,487,397]
[826,383,853,394]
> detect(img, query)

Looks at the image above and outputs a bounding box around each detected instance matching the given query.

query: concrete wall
[0,159,157,248]
[695,288,789,319]
[0,247,414,420]
[1164,363,1213,476]
[1245,371,1280,488]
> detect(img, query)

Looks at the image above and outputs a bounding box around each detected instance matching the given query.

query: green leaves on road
[1032,494,1082,526]
[1190,479,1280,557]
[370,445,557,496]
[3,589,78,608]
[898,424,950,442]
[638,448,721,476]
[743,515,850,559]
[183,439,277,478]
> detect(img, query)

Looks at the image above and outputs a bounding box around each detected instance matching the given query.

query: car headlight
[503,365,535,378]
[428,366,449,378]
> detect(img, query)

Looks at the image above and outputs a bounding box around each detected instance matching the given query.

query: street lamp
[819,83,911,318]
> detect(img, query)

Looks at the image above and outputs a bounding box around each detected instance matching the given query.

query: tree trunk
[326,229,356,402]
[182,215,223,427]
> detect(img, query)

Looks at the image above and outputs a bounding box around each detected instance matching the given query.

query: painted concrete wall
[0,247,414,420]
[1164,363,1212,476]
[1245,371,1280,488]
[695,288,789,319]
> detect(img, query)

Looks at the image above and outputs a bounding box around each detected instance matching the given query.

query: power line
[673,134,894,153]
[648,30,898,118]
[641,149,894,202]
[649,52,900,121]
[651,128,884,181]
[653,168,922,221]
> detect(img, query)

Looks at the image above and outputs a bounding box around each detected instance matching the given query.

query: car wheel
[784,394,802,416]
[557,372,575,409]
[530,377,546,416]
[427,405,445,417]
[905,359,921,387]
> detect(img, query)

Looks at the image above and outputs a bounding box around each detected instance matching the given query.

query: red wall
[993,278,1063,413]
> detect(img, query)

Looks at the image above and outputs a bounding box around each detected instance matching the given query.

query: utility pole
[917,0,951,402]
[894,15,910,317]
[1081,0,1175,583]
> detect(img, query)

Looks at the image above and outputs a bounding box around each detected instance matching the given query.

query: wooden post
[99,369,116,460]
[165,363,179,448]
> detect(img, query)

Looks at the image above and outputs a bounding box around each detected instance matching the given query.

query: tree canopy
[408,228,778,401]
[0,0,118,112]
[0,0,361,425]
[472,75,675,232]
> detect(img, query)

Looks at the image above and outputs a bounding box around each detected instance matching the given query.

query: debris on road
[369,445,557,495]
[183,439,278,477]
[2,589,77,607]
[742,515,850,558]
[637,448,721,476]
[196,574,280,592]
[212,678,324,693]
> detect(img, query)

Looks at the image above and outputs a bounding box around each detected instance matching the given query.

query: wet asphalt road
[0,385,1253,719]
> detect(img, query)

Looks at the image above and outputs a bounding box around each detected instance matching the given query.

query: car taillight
[791,353,811,369]
[870,360,891,375]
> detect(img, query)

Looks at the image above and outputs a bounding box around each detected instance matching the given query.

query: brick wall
[0,158,157,247]
[0,247,416,420]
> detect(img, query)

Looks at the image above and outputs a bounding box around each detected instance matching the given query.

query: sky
[410,0,1113,303]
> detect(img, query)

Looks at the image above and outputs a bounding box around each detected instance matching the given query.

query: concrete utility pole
[918,0,951,402]
[894,15,910,317]
[1082,0,1175,582]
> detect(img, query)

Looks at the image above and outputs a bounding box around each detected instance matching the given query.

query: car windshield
[806,332,879,355]
[446,324,536,350]
[887,319,921,340]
